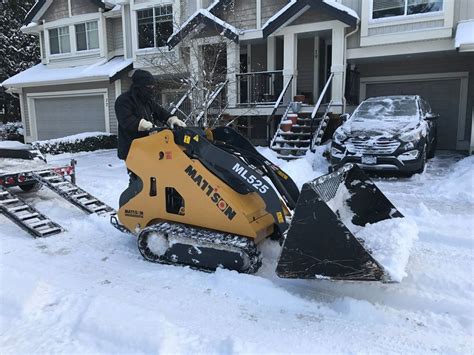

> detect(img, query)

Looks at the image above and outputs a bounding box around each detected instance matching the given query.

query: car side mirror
[425,112,439,120]
[340,113,350,122]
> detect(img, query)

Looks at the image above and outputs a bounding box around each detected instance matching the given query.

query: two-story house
[2,0,473,153]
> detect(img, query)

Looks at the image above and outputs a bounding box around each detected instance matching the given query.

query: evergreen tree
[0,0,40,123]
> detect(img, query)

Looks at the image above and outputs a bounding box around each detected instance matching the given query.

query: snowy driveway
[1,149,473,353]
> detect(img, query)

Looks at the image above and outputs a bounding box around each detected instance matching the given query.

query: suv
[330,95,438,174]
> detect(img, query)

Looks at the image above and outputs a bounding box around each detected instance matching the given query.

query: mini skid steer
[112,126,404,282]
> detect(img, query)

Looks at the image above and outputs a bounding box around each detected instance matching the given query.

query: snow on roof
[323,0,359,20]
[172,9,241,39]
[1,56,132,88]
[455,20,474,49]
[262,0,359,34]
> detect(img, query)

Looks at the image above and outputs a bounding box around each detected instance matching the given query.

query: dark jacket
[115,88,171,160]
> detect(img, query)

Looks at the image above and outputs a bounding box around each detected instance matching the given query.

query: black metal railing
[266,75,293,146]
[236,70,283,105]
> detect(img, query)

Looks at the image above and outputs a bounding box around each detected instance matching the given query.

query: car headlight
[399,130,421,143]
[333,129,348,143]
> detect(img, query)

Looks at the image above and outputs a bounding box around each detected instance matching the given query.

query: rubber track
[137,222,262,274]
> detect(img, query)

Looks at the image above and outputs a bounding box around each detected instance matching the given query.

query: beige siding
[368,19,445,36]
[106,18,124,55]
[71,0,100,16]
[261,0,288,25]
[109,81,117,134]
[42,0,69,22]
[455,0,474,23]
[22,91,31,137]
[221,1,257,30]
[290,8,334,26]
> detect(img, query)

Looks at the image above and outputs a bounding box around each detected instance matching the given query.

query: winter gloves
[138,119,154,131]
[138,116,186,131]
[167,116,187,129]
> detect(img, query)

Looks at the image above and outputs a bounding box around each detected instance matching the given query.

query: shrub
[32,132,117,155]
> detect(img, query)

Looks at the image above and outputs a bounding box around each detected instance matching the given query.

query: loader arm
[210,127,300,210]
[173,127,289,235]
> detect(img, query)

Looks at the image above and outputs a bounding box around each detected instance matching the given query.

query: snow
[262,0,359,32]
[1,56,132,88]
[0,141,31,150]
[455,20,474,48]
[0,149,473,353]
[169,9,241,44]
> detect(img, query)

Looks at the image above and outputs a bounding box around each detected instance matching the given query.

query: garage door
[34,95,106,140]
[366,79,461,150]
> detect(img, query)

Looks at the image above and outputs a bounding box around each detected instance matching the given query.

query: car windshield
[352,98,418,121]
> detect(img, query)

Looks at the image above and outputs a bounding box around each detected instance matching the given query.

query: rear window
[353,98,418,120]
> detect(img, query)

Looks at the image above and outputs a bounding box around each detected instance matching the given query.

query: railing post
[283,33,297,102]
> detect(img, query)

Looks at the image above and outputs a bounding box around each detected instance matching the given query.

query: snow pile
[257,145,330,189]
[356,218,419,282]
[0,140,30,149]
[429,155,474,203]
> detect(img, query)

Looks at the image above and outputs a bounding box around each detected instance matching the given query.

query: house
[2,0,473,153]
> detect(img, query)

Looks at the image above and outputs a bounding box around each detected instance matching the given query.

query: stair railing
[269,102,293,149]
[168,82,197,123]
[195,80,228,126]
[266,75,293,146]
[310,99,334,151]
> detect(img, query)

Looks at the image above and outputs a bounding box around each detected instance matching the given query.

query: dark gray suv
[330,95,438,174]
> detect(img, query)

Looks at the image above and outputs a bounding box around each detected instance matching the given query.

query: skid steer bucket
[276,164,403,282]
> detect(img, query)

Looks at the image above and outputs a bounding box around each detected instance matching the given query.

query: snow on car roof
[365,95,420,102]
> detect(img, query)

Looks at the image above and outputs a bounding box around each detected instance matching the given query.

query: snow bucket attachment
[276,164,403,282]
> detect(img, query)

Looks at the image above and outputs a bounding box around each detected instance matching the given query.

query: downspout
[342,22,359,114]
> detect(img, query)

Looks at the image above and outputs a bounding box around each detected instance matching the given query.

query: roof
[24,0,116,26]
[168,9,241,49]
[262,0,359,38]
[1,56,133,89]
[455,20,474,51]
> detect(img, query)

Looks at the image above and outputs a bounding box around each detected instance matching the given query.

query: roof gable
[262,0,359,38]
[24,0,113,26]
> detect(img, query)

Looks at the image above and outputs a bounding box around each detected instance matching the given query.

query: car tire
[19,182,42,193]
[427,136,437,159]
[414,146,427,174]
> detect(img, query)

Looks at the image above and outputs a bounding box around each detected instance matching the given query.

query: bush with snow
[32,132,117,155]
[0,121,24,142]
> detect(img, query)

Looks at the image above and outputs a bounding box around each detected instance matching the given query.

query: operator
[115,69,186,160]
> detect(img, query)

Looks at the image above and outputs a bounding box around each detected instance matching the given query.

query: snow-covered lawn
[1,149,473,353]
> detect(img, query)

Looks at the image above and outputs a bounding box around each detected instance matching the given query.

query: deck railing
[236,70,283,105]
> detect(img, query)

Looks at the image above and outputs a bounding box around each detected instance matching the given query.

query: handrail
[169,82,196,116]
[266,76,293,146]
[269,103,292,149]
[236,70,283,76]
[196,80,228,124]
[310,99,334,151]
[311,72,333,120]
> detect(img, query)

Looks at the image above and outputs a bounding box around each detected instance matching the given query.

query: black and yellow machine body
[115,126,404,281]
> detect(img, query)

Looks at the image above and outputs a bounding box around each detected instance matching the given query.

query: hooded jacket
[115,70,172,160]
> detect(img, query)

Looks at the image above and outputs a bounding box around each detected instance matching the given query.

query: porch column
[331,25,345,107]
[226,41,240,107]
[267,36,276,71]
[283,33,297,101]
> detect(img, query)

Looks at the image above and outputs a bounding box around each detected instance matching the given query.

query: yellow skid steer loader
[112,127,403,282]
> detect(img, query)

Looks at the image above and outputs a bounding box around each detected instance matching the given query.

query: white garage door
[365,79,461,150]
[34,95,106,140]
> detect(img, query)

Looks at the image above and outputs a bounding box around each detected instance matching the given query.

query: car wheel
[427,135,437,159]
[19,182,42,192]
[415,146,427,174]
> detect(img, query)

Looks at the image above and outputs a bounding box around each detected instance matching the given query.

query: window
[75,21,99,51]
[372,0,443,19]
[137,5,173,49]
[49,26,71,54]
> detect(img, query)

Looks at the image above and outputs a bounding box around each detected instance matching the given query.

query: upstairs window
[372,0,443,20]
[49,26,70,54]
[75,21,99,51]
[137,5,173,49]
